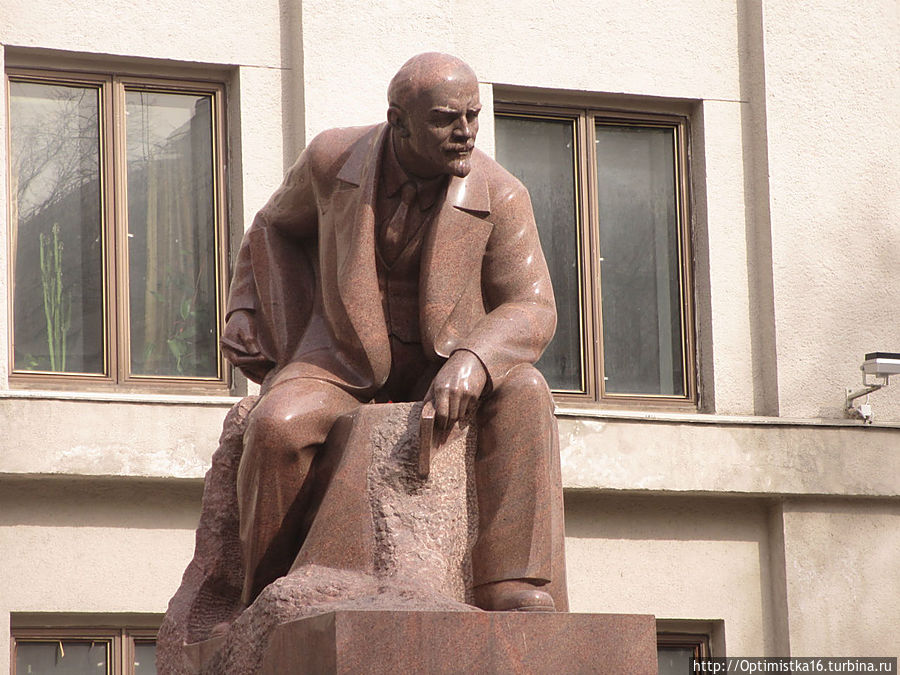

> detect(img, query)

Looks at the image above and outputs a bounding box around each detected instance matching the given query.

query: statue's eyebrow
[430,104,483,114]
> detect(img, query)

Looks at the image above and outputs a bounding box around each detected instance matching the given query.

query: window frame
[657,631,712,672]
[11,626,158,675]
[495,94,697,410]
[5,65,230,394]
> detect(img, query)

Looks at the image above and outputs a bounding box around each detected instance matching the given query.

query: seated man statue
[221,52,567,613]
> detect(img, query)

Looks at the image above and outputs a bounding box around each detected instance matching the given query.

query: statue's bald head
[388,52,477,112]
[386,52,481,179]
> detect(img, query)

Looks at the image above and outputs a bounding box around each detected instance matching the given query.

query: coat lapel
[333,124,383,279]
[328,124,391,386]
[420,157,493,355]
[324,127,494,381]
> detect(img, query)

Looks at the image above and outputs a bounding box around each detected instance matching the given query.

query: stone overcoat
[226,122,557,395]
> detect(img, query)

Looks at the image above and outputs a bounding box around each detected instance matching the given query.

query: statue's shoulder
[471,148,529,204]
[304,124,383,174]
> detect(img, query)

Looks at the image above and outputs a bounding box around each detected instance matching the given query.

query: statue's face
[401,72,481,179]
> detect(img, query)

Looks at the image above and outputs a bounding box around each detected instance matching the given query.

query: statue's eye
[432,113,456,127]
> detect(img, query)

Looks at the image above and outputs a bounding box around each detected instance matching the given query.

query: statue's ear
[387,105,410,138]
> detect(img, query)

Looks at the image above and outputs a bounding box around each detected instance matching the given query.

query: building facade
[1,0,898,671]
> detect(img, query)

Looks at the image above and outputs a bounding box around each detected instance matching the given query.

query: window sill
[0,388,242,407]
[4,390,891,428]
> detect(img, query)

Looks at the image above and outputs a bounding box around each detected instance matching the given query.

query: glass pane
[595,124,685,396]
[126,90,218,378]
[15,640,109,674]
[133,641,157,674]
[9,81,105,374]
[495,115,584,392]
[658,646,697,675]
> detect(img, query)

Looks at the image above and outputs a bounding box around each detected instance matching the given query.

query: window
[12,628,157,675]
[495,99,696,407]
[6,68,228,391]
[657,632,711,675]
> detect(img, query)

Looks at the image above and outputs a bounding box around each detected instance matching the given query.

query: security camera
[846,352,900,423]
[861,352,900,379]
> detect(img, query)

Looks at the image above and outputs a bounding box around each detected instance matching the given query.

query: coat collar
[330,121,495,376]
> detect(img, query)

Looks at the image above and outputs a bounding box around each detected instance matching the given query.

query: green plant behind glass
[140,246,211,377]
[39,222,72,371]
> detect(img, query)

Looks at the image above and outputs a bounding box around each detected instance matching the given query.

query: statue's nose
[454,118,474,139]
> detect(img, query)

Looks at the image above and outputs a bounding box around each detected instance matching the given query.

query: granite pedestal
[162,399,651,675]
[261,610,658,674]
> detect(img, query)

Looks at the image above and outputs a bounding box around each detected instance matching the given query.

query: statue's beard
[448,157,472,178]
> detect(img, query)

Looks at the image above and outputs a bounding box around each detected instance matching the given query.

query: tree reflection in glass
[125,90,218,378]
[9,81,105,374]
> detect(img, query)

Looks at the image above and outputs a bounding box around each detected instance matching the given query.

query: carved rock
[159,399,478,674]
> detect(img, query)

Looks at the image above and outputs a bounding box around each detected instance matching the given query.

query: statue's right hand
[221,309,261,357]
[221,310,273,383]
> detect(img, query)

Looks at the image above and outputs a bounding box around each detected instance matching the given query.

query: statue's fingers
[447,390,461,427]
[433,386,450,430]
[221,333,259,358]
[237,329,261,356]
[458,389,478,422]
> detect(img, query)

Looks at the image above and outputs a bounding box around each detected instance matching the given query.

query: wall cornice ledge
[559,416,900,497]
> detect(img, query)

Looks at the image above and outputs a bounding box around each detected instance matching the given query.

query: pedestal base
[259,610,658,674]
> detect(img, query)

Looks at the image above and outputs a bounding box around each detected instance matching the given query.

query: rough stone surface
[277,401,479,594]
[366,402,478,602]
[159,399,478,674]
[158,397,255,675]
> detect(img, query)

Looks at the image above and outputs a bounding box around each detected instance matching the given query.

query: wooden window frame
[5,66,230,394]
[495,94,697,410]
[11,626,157,675]
[657,631,711,655]
[657,631,712,672]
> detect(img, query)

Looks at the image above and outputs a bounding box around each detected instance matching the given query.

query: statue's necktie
[381,181,418,266]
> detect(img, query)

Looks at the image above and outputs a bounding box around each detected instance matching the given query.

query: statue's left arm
[458,181,557,389]
[429,180,556,428]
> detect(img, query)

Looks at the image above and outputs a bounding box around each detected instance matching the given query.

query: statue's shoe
[474,580,556,612]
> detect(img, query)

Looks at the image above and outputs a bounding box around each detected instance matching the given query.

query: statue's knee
[244,406,286,456]
[244,389,341,462]
[495,364,552,405]
[245,394,317,456]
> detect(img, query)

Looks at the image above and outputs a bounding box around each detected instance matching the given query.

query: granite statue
[158,58,570,672]
[218,52,567,617]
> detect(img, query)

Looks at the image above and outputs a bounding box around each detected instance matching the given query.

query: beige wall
[566,494,900,657]
[2,398,897,657]
[557,414,900,497]
[565,494,776,654]
[762,0,900,420]
[0,45,7,389]
[1,0,899,664]
[0,0,282,66]
[3,394,897,495]
[0,395,233,478]
[778,499,900,657]
[4,471,897,661]
[0,479,200,669]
